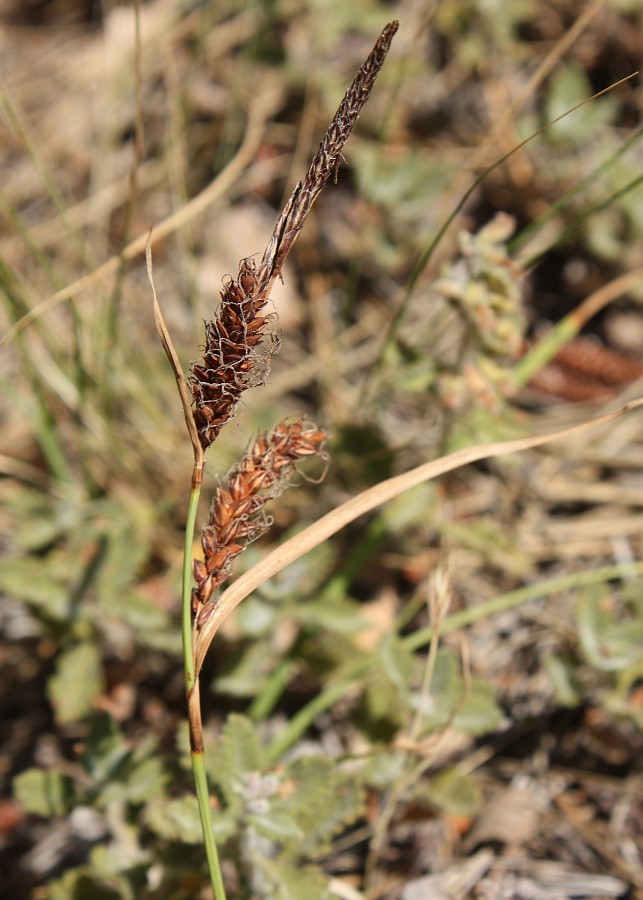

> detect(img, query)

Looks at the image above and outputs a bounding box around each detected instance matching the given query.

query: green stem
[190,692,227,900]
[183,478,226,899]
[508,124,643,259]
[183,484,201,693]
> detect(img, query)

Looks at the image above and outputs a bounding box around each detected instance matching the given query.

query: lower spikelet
[192,418,328,628]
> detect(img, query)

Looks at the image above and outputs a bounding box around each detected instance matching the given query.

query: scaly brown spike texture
[190,22,398,450]
[257,20,399,298]
[192,418,327,629]
[190,258,279,450]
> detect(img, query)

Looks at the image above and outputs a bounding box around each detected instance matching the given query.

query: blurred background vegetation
[0,0,642,897]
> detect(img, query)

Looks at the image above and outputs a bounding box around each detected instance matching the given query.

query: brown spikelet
[192,418,328,628]
[191,257,280,449]
[257,20,399,299]
[190,22,398,450]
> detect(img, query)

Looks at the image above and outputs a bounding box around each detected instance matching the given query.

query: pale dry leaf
[195,398,643,672]
[146,235,203,467]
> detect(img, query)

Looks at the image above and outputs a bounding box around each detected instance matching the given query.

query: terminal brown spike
[190,22,398,450]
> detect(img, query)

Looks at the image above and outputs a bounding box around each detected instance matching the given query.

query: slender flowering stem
[168,22,398,898]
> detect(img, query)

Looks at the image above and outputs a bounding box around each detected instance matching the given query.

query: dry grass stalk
[190,21,398,451]
[192,418,327,629]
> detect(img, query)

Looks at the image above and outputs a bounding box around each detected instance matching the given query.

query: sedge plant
[146,18,643,898]
[150,22,399,897]
[2,8,643,898]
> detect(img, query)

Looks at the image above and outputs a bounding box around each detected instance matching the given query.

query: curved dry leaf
[146,236,203,470]
[194,398,643,673]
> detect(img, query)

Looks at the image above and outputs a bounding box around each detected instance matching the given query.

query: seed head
[189,22,398,451]
[192,418,328,628]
